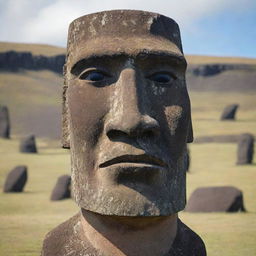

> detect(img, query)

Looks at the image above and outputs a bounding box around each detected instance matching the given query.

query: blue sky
[181,6,256,57]
[0,0,255,58]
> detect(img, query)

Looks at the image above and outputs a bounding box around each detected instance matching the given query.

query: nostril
[107,128,157,141]
[141,130,156,139]
[107,130,127,140]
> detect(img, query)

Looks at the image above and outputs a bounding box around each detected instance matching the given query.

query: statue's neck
[80,209,178,256]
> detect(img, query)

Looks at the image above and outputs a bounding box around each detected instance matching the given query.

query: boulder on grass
[3,166,27,192]
[50,175,71,201]
[0,105,10,138]
[220,104,239,120]
[237,133,254,165]
[185,186,245,212]
[19,135,37,153]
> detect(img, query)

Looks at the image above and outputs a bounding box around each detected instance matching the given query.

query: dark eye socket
[79,71,107,81]
[149,73,176,84]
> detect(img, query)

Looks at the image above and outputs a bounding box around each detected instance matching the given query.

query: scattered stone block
[0,105,10,138]
[50,175,71,201]
[220,104,239,120]
[237,133,254,165]
[3,165,27,192]
[185,186,245,212]
[19,135,37,153]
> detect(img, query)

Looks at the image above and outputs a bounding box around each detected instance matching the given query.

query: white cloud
[0,0,255,46]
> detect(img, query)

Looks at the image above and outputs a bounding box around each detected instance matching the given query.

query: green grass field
[0,89,256,256]
[0,42,256,255]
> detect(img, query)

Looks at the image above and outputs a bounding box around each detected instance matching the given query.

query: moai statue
[186,186,246,212]
[220,104,239,120]
[0,105,10,138]
[3,165,27,192]
[237,133,254,165]
[42,10,206,256]
[50,175,71,201]
[19,135,37,153]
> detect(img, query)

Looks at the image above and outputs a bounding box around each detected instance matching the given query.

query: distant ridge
[0,42,65,56]
[1,41,256,65]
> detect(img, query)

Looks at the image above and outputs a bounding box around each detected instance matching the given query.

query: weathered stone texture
[185,147,190,172]
[19,135,37,153]
[185,186,245,212]
[42,9,206,256]
[220,104,239,120]
[3,165,27,192]
[0,105,10,138]
[237,133,254,165]
[42,213,206,256]
[50,175,71,201]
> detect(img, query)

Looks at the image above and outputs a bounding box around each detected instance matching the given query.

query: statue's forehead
[66,36,184,70]
[66,10,184,70]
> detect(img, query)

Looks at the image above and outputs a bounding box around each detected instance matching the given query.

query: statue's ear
[187,116,193,143]
[62,85,70,149]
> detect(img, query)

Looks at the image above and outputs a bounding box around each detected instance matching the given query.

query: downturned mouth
[99,154,167,168]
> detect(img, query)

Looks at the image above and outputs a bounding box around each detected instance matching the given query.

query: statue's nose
[105,68,160,140]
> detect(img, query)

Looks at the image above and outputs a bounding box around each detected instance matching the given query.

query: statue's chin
[74,185,185,217]
[72,152,187,217]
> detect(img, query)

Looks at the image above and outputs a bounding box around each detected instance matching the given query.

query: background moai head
[62,10,193,216]
[19,135,37,153]
[50,175,71,201]
[220,104,239,120]
[237,133,254,165]
[3,165,27,192]
[185,186,246,213]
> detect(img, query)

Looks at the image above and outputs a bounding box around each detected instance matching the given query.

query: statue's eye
[79,71,107,81]
[149,73,176,84]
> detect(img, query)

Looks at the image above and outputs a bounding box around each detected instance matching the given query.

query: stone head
[62,10,193,217]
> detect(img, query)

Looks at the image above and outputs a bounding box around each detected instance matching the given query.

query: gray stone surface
[42,213,206,256]
[19,135,37,153]
[220,104,239,120]
[3,165,27,192]
[185,186,245,212]
[237,133,254,165]
[50,175,71,201]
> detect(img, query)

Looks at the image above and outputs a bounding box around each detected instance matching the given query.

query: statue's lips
[99,154,167,168]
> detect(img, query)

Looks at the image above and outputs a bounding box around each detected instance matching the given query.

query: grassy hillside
[186,55,256,65]
[0,42,65,56]
[0,71,255,140]
[0,42,256,256]
[2,41,256,64]
[0,42,256,140]
[0,70,62,139]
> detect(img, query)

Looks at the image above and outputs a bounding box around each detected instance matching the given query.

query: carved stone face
[63,10,193,216]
